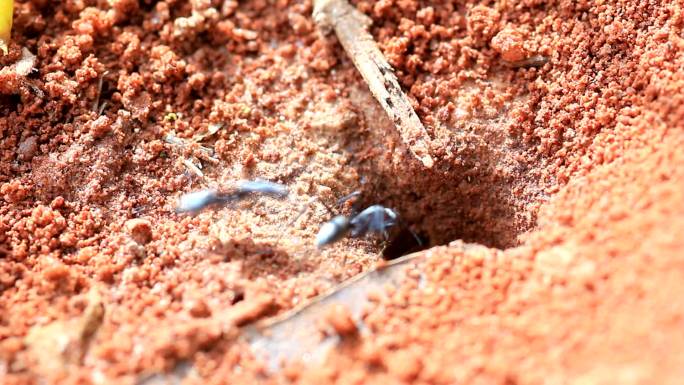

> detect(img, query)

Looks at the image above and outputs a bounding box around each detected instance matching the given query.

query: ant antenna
[396,216,423,247]
[272,189,359,248]
[273,196,331,247]
[336,191,361,207]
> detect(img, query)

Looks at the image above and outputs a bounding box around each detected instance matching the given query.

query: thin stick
[92,71,109,113]
[313,0,435,168]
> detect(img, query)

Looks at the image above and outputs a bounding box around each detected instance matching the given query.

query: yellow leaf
[0,0,14,55]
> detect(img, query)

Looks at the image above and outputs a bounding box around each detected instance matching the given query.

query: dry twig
[313,0,434,168]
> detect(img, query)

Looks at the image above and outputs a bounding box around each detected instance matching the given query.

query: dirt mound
[1,1,683,384]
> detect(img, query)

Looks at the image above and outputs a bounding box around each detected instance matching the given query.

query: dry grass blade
[246,252,425,372]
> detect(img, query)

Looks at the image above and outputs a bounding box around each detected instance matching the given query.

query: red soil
[1,0,683,384]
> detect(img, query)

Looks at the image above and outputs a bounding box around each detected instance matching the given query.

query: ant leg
[273,197,318,247]
[408,228,423,247]
[397,216,423,247]
[336,191,361,207]
[317,198,336,217]
[273,195,339,247]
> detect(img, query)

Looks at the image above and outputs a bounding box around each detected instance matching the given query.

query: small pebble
[17,136,38,161]
[325,303,357,336]
[124,218,153,244]
[188,299,212,318]
[491,26,530,62]
[384,349,423,382]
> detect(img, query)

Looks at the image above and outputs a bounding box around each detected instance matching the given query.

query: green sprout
[0,0,12,55]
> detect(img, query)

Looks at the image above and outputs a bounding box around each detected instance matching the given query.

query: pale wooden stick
[313,0,435,168]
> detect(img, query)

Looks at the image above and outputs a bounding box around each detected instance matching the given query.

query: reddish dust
[1,1,683,384]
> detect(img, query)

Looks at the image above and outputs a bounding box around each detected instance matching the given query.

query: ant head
[315,215,351,248]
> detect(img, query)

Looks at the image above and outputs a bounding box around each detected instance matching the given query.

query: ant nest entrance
[340,85,545,258]
[246,82,548,374]
[359,156,540,257]
[311,191,428,261]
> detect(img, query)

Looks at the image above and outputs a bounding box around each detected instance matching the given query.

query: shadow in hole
[382,229,430,260]
[364,161,530,250]
[337,90,540,250]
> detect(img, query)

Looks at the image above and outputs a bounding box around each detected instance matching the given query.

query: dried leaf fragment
[25,290,105,374]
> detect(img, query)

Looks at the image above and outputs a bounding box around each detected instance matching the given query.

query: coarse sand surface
[1,0,683,384]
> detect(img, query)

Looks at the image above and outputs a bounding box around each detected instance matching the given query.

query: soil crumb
[1,0,684,384]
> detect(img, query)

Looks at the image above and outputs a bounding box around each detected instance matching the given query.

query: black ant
[315,204,400,247]
[176,182,424,258]
[311,192,422,253]
[175,179,288,214]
